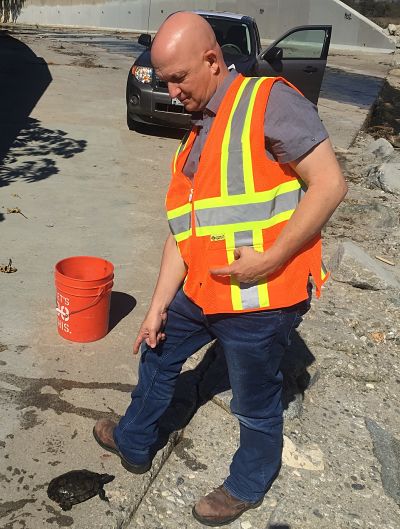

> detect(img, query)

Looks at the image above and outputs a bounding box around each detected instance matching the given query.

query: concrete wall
[10,0,395,51]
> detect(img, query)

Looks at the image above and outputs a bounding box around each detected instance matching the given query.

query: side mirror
[138,34,152,48]
[263,46,283,62]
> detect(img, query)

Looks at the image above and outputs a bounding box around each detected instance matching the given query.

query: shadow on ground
[0,118,87,190]
[131,122,187,140]
[153,332,315,456]
[320,66,384,108]
[0,30,51,163]
[0,31,86,196]
[108,291,137,333]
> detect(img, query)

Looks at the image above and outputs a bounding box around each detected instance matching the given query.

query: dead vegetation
[0,259,17,273]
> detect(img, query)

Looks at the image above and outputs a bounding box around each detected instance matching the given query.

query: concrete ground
[0,26,178,529]
[0,25,396,528]
[319,50,390,150]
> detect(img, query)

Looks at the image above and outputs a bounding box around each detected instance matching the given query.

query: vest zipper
[188,188,194,203]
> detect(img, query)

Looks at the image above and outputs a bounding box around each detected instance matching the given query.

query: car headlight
[131,65,153,84]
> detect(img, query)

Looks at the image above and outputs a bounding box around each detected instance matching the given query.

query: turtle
[47,469,115,511]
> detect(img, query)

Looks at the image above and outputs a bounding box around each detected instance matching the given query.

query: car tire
[126,111,149,134]
[127,110,136,131]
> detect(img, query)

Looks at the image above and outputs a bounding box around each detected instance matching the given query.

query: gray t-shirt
[183,70,328,179]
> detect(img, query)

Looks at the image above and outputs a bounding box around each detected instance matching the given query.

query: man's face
[153,52,216,112]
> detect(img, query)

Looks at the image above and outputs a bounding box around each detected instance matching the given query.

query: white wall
[14,0,395,51]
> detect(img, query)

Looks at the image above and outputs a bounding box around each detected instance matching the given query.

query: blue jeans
[114,288,308,503]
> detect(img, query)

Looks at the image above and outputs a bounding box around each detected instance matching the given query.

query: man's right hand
[132,233,186,355]
[133,308,168,354]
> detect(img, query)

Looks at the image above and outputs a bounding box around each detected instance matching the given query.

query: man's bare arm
[267,137,348,271]
[133,233,187,353]
[210,139,348,282]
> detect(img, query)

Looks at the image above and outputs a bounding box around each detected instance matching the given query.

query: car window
[205,18,252,56]
[274,29,326,59]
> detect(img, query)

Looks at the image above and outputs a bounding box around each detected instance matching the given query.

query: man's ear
[204,50,219,74]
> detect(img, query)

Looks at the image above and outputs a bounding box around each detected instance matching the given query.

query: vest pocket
[205,241,270,311]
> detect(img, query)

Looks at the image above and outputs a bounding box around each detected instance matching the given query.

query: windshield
[204,18,252,56]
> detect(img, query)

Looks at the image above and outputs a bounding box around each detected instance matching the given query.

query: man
[94,12,347,526]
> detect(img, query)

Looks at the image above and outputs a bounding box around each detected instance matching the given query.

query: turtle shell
[47,469,114,510]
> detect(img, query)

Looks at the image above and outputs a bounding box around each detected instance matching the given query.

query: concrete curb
[113,430,183,529]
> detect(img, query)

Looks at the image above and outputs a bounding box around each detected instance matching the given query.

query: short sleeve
[264,81,329,163]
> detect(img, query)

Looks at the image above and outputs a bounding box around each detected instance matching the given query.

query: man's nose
[168,83,181,99]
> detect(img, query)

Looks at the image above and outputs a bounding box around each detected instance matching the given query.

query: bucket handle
[68,287,107,316]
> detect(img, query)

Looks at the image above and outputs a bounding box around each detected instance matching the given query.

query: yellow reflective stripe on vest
[167,203,192,220]
[173,143,181,174]
[170,131,194,241]
[242,77,265,195]
[220,77,252,197]
[225,232,243,310]
[173,131,192,173]
[174,229,192,243]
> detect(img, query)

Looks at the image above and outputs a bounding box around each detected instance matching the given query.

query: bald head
[151,12,229,112]
[152,12,217,64]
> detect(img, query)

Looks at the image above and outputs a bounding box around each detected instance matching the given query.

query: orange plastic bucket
[54,256,114,343]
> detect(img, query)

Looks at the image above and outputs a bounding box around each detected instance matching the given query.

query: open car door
[255,25,332,104]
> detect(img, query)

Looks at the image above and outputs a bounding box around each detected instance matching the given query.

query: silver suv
[126,11,331,130]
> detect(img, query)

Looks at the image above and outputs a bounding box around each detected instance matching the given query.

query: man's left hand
[210,246,280,284]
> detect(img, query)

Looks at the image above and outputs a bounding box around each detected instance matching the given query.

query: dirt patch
[20,409,43,430]
[0,372,132,422]
[71,57,106,68]
[0,499,35,517]
[44,504,73,527]
[173,438,208,471]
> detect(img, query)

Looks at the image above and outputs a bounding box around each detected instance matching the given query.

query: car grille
[155,103,187,114]
[154,75,168,91]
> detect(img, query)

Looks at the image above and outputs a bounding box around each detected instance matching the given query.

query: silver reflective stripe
[239,281,261,309]
[234,231,254,247]
[168,213,191,235]
[234,230,261,308]
[195,187,302,228]
[227,78,260,196]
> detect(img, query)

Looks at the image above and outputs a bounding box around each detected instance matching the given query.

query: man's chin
[184,101,201,112]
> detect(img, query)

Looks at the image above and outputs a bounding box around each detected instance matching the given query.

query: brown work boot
[192,485,262,526]
[93,419,151,474]
[93,419,119,454]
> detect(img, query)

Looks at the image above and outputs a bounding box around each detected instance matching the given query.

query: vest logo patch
[211,234,225,242]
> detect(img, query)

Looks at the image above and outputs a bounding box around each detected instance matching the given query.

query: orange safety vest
[166,74,329,314]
